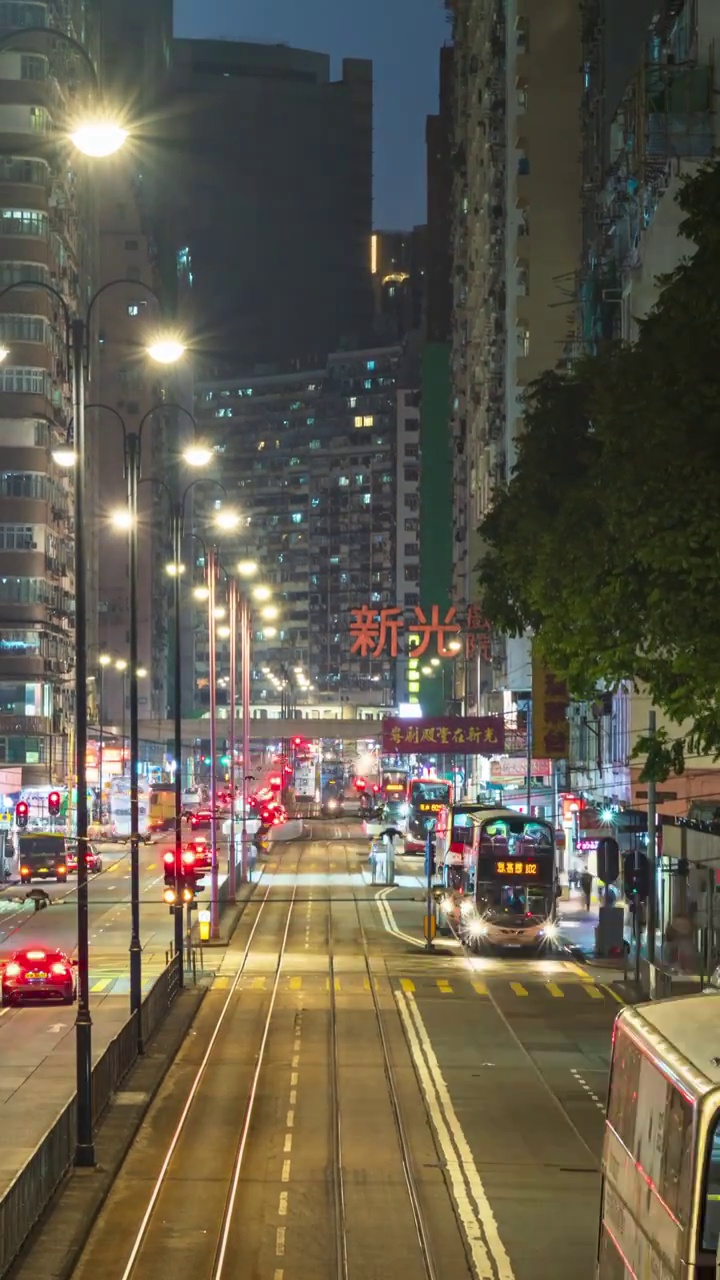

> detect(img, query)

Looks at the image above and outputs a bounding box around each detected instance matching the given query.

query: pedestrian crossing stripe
[90,977,113,993]
[216,974,623,1002]
[511,982,528,997]
[437,979,453,994]
[546,982,564,998]
[400,978,415,993]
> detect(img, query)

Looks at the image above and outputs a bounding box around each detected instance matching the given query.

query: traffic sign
[423,914,437,941]
[0,810,12,830]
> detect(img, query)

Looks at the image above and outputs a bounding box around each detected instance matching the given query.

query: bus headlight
[460,898,475,920]
[542,922,559,943]
[440,895,455,916]
[466,917,488,939]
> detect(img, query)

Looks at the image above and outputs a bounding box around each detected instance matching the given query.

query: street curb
[5,984,207,1280]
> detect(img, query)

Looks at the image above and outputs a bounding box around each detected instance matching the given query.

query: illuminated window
[367,360,376,371]
[354,415,374,429]
[291,513,303,524]
[338,476,349,487]
[362,494,371,505]
[257,440,265,450]
[348,396,357,408]
[517,325,530,357]
[309,439,321,449]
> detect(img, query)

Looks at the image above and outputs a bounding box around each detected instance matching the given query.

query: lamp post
[236,558,259,882]
[97,653,111,822]
[0,25,131,1170]
[228,577,237,901]
[208,546,219,937]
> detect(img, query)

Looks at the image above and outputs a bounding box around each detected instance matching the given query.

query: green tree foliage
[479,162,720,775]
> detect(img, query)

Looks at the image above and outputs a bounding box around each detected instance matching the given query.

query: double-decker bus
[598,994,720,1279]
[404,776,452,853]
[108,776,150,842]
[448,807,558,950]
[380,768,408,804]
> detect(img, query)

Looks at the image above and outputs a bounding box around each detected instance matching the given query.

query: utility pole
[647,709,657,968]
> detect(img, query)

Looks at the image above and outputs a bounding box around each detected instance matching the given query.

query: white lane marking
[571,1067,606,1111]
[275,1226,286,1256]
[290,1072,298,1086]
[375,886,424,949]
[396,989,515,1280]
[289,1089,297,1105]
[278,1191,288,1216]
[281,1159,291,1182]
[284,1133,292,1154]
[286,1109,294,1128]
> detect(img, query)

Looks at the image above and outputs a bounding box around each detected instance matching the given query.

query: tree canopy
[478,161,720,775]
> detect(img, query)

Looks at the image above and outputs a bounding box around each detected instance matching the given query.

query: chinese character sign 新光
[349,604,462,659]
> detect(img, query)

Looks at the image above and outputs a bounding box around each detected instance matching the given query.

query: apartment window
[338,476,349,487]
[517,263,530,296]
[291,513,303,524]
[20,53,46,79]
[0,577,47,603]
[366,360,376,371]
[124,239,139,250]
[354,415,374,428]
[0,525,35,549]
[0,366,48,395]
[517,204,530,237]
[0,262,49,289]
[0,4,49,29]
[404,518,419,532]
[0,314,45,343]
[517,151,530,176]
[0,472,46,499]
[404,443,418,458]
[363,378,373,390]
[516,16,529,52]
[127,301,147,317]
[354,474,365,486]
[0,157,47,185]
[348,396,357,408]
[404,467,419,483]
[404,543,419,558]
[516,82,528,112]
[0,630,41,652]
[29,107,48,134]
[517,325,530,357]
[0,209,47,237]
[309,439,321,450]
[362,494,371,505]
[405,565,420,582]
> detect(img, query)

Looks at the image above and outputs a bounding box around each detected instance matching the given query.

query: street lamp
[253,585,272,602]
[69,121,128,157]
[97,654,112,823]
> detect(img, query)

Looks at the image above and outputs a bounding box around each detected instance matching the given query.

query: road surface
[65,822,620,1280]
[0,831,233,1198]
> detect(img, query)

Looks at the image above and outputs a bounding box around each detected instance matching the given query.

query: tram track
[110,846,302,1280]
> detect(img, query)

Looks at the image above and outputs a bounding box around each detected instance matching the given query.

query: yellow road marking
[400,978,415,993]
[146,863,155,871]
[251,976,266,990]
[213,976,229,991]
[289,976,302,990]
[325,976,342,991]
[511,982,528,997]
[473,980,488,996]
[91,977,112,993]
[584,984,603,1000]
[546,982,564,998]
[436,978,453,994]
[602,984,625,1004]
[363,976,371,991]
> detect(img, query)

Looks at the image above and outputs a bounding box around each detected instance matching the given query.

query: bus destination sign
[494,860,539,877]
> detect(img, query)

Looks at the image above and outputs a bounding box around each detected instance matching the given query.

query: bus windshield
[476,882,551,920]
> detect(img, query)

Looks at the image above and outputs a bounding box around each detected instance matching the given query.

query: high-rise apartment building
[0,4,99,783]
[160,40,374,374]
[448,0,583,708]
[193,345,419,714]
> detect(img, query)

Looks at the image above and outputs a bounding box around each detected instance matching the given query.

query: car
[66,843,103,874]
[189,810,213,831]
[185,838,211,870]
[1,947,77,1006]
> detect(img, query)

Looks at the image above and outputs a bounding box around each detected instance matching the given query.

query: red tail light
[5,962,21,976]
[19,864,30,875]
[57,865,67,874]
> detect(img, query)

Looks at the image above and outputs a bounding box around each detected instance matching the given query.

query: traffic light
[623,851,649,901]
[48,790,61,818]
[354,778,367,792]
[15,800,28,829]
[596,837,619,885]
[292,737,303,748]
[162,845,200,906]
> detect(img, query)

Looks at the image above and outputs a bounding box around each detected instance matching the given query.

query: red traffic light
[292,737,303,747]
[354,778,367,791]
[15,800,29,828]
[181,849,196,869]
[163,850,175,868]
[48,790,61,817]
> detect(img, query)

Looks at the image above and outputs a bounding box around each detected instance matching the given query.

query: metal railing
[0,952,182,1278]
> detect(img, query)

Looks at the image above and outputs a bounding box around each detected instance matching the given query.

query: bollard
[199,909,211,942]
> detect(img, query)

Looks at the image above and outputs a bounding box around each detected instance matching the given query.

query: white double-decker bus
[598,994,720,1279]
[108,776,150,842]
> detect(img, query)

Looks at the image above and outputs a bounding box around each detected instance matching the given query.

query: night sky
[173,0,449,229]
